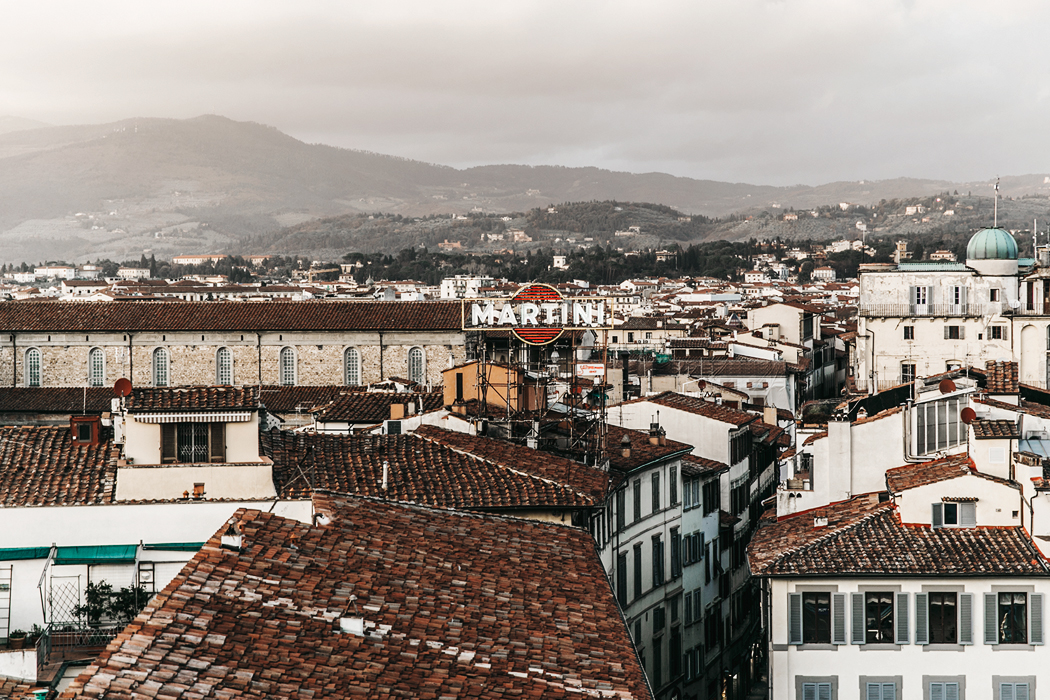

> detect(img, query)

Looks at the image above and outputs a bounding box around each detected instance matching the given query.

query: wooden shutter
[943,326,950,340]
[895,592,909,644]
[851,592,865,644]
[789,593,802,645]
[959,326,965,339]
[1030,593,1044,645]
[960,503,976,527]
[1002,685,1016,700]
[914,592,929,645]
[209,423,225,463]
[959,593,973,644]
[832,593,846,644]
[161,423,177,463]
[932,503,943,529]
[985,592,998,644]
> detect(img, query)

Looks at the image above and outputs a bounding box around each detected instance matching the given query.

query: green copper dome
[966,227,1018,260]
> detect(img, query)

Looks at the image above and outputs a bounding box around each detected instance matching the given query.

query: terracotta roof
[971,419,1020,439]
[986,360,1019,394]
[0,300,462,332]
[414,425,609,500]
[749,494,1048,576]
[619,316,680,330]
[0,675,34,699]
[62,494,651,700]
[0,387,113,414]
[0,426,118,506]
[315,391,443,423]
[619,391,756,427]
[126,386,258,412]
[605,424,691,474]
[667,358,792,377]
[264,431,595,510]
[802,431,827,446]
[885,454,1015,492]
[257,385,347,413]
[749,421,791,447]
[682,453,728,477]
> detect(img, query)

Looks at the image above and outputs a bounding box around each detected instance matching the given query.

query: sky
[2,0,1049,186]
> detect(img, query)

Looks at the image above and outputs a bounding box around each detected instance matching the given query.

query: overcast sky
[3,0,1048,186]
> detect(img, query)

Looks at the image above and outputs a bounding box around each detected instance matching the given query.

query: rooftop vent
[220,518,243,551]
[339,617,365,636]
[813,516,829,528]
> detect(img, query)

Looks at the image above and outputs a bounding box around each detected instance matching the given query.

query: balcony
[858,304,998,318]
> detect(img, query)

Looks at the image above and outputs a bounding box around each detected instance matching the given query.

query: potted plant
[8,629,26,650]
[26,624,43,646]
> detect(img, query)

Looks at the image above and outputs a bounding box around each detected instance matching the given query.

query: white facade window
[344,347,361,386]
[216,347,233,385]
[901,363,916,383]
[1000,683,1031,700]
[88,347,105,387]
[25,348,41,387]
[152,348,169,387]
[279,347,296,386]
[915,397,963,454]
[928,682,960,700]
[408,347,425,384]
[801,682,833,700]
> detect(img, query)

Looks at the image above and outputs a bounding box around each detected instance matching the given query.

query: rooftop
[619,391,756,427]
[971,419,1020,440]
[126,386,258,412]
[0,426,118,507]
[605,424,691,474]
[314,391,443,423]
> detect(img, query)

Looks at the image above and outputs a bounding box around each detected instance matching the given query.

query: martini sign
[463,283,614,345]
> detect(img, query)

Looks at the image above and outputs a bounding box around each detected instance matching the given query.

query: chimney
[220,518,243,552]
[390,403,406,420]
[621,434,632,459]
[763,405,777,426]
[649,422,661,446]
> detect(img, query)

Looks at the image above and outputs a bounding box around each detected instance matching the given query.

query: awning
[0,546,51,561]
[134,411,252,424]
[142,542,204,552]
[54,545,138,565]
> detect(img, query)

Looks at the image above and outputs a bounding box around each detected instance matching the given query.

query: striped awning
[135,411,252,424]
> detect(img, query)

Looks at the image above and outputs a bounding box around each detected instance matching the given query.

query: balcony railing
[859,304,1000,318]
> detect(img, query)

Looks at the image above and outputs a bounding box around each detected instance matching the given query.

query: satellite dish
[1009,299,1021,309]
[939,378,957,394]
[960,407,977,424]
[113,378,133,397]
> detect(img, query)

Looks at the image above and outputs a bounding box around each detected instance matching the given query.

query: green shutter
[895,592,909,644]
[1030,593,1043,645]
[915,592,929,645]
[985,593,998,644]
[789,593,802,645]
[851,592,865,644]
[959,593,973,644]
[832,593,846,644]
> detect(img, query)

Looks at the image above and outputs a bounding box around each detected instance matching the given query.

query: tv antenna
[993,177,1000,228]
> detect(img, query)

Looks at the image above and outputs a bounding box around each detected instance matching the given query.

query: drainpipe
[864,328,876,395]
[256,333,262,384]
[127,332,134,380]
[378,331,385,380]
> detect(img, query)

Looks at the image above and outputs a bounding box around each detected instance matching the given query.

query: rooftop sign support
[462,283,614,345]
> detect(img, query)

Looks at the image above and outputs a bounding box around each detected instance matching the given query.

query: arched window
[279,347,296,386]
[153,348,169,387]
[216,347,233,385]
[408,347,425,384]
[344,347,361,386]
[25,348,41,387]
[88,347,105,387]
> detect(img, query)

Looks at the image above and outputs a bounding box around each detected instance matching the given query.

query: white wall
[115,463,277,501]
[895,475,1020,527]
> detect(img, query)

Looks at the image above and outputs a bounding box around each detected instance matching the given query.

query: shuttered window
[915,592,929,645]
[929,683,959,700]
[1031,593,1044,645]
[895,593,909,644]
[831,593,846,645]
[866,683,895,700]
[1001,683,1030,700]
[959,593,973,644]
[802,683,832,700]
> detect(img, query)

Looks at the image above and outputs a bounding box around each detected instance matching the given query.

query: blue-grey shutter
[789,593,802,645]
[932,503,943,528]
[866,684,881,700]
[960,502,976,527]
[817,684,831,700]
[852,592,865,644]
[832,593,846,644]
[959,593,974,644]
[930,683,944,700]
[945,683,959,700]
[959,326,965,340]
[985,592,998,644]
[882,683,896,700]
[803,684,817,700]
[895,592,909,644]
[1002,684,1015,700]
[1016,683,1030,700]
[915,592,929,645]
[943,326,950,340]
[1030,593,1044,645]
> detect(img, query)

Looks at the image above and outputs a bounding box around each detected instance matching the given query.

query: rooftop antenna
[994,177,1000,228]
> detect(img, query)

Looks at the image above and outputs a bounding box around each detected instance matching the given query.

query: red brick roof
[126,386,258,411]
[0,387,114,414]
[749,494,1047,576]
[0,300,462,332]
[885,454,1015,493]
[62,494,651,700]
[619,391,756,426]
[682,453,729,476]
[986,360,1019,394]
[971,419,1020,439]
[415,425,609,500]
[0,675,34,699]
[605,424,691,474]
[315,391,444,423]
[264,432,596,510]
[257,385,347,413]
[0,426,118,506]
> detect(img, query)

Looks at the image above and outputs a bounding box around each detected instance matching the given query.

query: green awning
[0,547,51,561]
[142,542,204,552]
[54,545,138,565]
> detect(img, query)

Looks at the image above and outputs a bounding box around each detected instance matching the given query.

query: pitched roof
[605,424,691,474]
[883,453,1014,493]
[0,426,118,506]
[619,391,756,427]
[0,387,114,414]
[414,425,609,500]
[263,431,596,510]
[314,391,443,423]
[749,494,1047,577]
[257,385,347,413]
[682,453,728,477]
[0,300,462,332]
[971,419,1020,439]
[0,675,34,700]
[986,360,1020,394]
[126,386,258,412]
[62,494,651,700]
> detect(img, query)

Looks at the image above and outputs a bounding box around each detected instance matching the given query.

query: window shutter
[851,592,865,644]
[832,593,846,644]
[960,286,968,306]
[959,326,965,339]
[945,683,959,700]
[1016,683,1030,700]
[943,326,950,340]
[930,683,944,700]
[985,592,998,644]
[932,503,943,529]
[915,592,929,645]
[882,683,896,700]
[1002,684,1015,700]
[960,502,976,527]
[959,593,974,644]
[895,592,909,644]
[817,684,831,700]
[161,423,177,463]
[1030,593,1044,645]
[866,684,881,700]
[803,684,817,700]
[209,423,225,463]
[789,593,802,644]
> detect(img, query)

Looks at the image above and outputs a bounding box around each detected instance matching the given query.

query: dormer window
[932,501,975,529]
[161,423,225,464]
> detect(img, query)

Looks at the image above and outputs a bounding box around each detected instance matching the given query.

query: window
[901,363,916,383]
[25,348,41,387]
[652,535,665,587]
[916,398,963,455]
[408,346,425,383]
[803,592,831,644]
[669,627,681,678]
[645,332,652,340]
[703,479,720,515]
[990,326,1006,340]
[616,488,626,531]
[999,683,1030,700]
[670,466,678,505]
[928,592,958,644]
[88,347,104,387]
[997,593,1028,644]
[653,605,665,632]
[344,347,361,386]
[865,592,894,644]
[651,635,662,688]
[152,348,169,386]
[910,285,929,310]
[865,683,896,700]
[670,527,681,579]
[633,543,643,599]
[800,682,833,700]
[161,423,225,464]
[945,325,964,340]
[633,479,642,522]
[652,472,661,512]
[932,502,976,528]
[216,347,232,385]
[279,347,296,386]
[991,288,1001,302]
[928,682,961,700]
[616,553,628,607]
[628,332,635,343]
[903,326,915,340]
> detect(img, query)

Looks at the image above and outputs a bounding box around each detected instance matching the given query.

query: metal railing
[858,304,998,318]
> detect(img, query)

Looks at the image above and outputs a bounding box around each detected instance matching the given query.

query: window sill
[859,643,901,651]
[792,643,838,651]
[991,644,1037,651]
[922,644,965,652]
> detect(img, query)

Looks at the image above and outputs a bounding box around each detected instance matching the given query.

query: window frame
[152,347,169,387]
[25,347,41,387]
[279,346,296,386]
[408,346,426,384]
[88,347,105,387]
[344,346,361,386]
[903,326,915,340]
[216,346,233,385]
